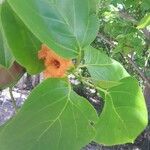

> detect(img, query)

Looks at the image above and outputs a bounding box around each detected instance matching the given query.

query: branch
[97,33,115,48]
[118,11,137,24]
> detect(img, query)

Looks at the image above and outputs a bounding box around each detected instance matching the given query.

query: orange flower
[38,44,73,78]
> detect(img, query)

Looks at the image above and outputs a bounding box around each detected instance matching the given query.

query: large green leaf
[95,77,148,145]
[1,1,44,74]
[0,78,98,150]
[0,6,14,68]
[84,46,129,88]
[7,0,99,58]
[0,27,14,68]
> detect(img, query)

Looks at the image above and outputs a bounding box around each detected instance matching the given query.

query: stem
[82,79,108,94]
[76,48,82,67]
[9,87,18,113]
[73,72,108,94]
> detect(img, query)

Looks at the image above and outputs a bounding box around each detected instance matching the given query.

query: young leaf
[84,46,129,88]
[137,13,150,29]
[0,78,98,150]
[95,77,148,145]
[7,0,99,58]
[1,1,44,74]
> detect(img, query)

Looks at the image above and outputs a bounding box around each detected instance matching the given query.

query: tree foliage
[0,0,149,149]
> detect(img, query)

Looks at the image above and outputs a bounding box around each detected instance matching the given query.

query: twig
[118,11,138,24]
[9,87,18,113]
[126,57,150,88]
[97,33,115,48]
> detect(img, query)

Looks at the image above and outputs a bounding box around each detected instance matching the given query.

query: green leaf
[84,46,129,88]
[95,77,148,145]
[0,7,14,68]
[1,1,44,74]
[0,78,98,150]
[104,20,137,39]
[0,28,14,68]
[141,0,150,10]
[137,13,150,29]
[114,33,144,55]
[7,0,99,58]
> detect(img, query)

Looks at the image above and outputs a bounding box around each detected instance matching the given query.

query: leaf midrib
[106,93,132,140]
